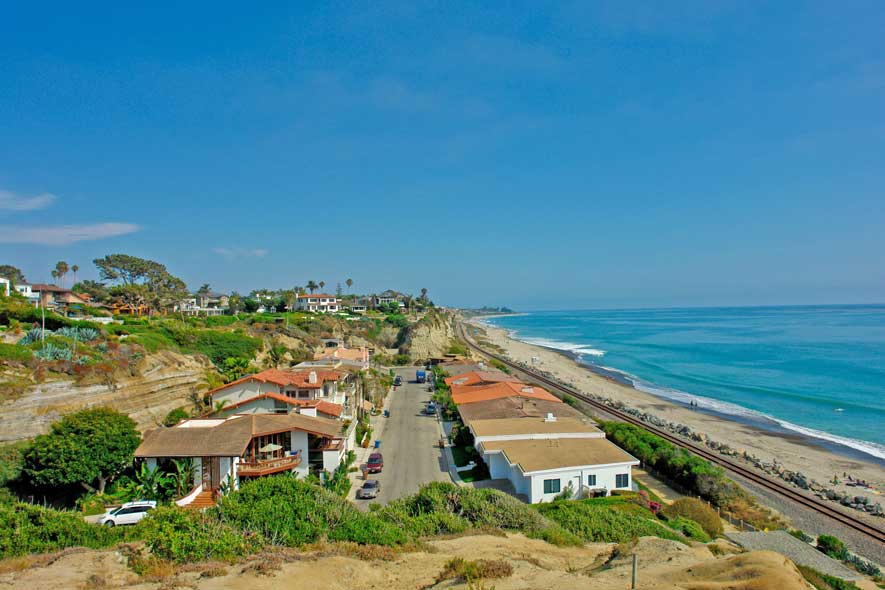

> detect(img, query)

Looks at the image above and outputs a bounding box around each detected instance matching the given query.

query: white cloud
[0,189,57,211]
[0,223,140,245]
[213,247,268,258]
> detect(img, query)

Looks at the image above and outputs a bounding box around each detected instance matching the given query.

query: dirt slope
[0,534,814,590]
[0,350,211,441]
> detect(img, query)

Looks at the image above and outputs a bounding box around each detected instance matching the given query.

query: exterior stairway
[184,490,215,509]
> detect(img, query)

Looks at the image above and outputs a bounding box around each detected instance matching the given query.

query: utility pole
[631,554,638,589]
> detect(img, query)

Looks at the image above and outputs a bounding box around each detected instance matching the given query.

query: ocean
[483,305,885,461]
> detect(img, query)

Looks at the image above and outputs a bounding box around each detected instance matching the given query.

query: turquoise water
[485,305,885,460]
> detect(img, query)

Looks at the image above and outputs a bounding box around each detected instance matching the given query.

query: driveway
[354,367,450,506]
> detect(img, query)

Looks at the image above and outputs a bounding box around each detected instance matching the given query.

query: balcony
[237,451,302,477]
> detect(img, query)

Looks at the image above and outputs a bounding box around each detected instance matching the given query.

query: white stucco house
[208,368,353,419]
[294,294,339,313]
[449,369,641,504]
[134,413,346,507]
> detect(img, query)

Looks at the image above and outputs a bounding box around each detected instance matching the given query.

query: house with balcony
[17,284,91,309]
[134,413,345,506]
[208,368,355,419]
[313,345,370,371]
[174,297,225,317]
[294,293,339,313]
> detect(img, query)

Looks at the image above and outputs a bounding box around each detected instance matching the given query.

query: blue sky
[1,2,883,309]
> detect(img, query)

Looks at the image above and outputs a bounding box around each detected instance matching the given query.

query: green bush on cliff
[537,499,683,544]
[137,505,259,562]
[216,475,407,547]
[0,501,125,558]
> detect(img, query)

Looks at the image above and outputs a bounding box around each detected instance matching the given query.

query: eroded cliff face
[401,311,461,360]
[0,350,212,442]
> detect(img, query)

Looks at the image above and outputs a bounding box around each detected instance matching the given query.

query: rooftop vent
[544,412,557,422]
[308,371,318,384]
[520,386,534,394]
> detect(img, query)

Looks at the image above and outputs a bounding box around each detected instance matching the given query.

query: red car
[367,452,384,473]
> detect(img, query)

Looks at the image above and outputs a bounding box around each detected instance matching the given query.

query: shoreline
[468,318,885,518]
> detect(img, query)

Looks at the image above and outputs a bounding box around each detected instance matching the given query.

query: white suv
[99,501,157,527]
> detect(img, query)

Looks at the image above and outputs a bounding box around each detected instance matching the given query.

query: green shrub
[0,501,124,558]
[797,565,862,590]
[192,330,261,365]
[816,534,847,559]
[162,407,190,427]
[601,421,742,507]
[216,475,407,547]
[436,557,513,583]
[667,516,711,542]
[138,506,259,562]
[537,499,684,544]
[662,498,723,538]
[380,482,580,545]
[0,342,31,362]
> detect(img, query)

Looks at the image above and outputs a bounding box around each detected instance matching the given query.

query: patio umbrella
[259,443,282,453]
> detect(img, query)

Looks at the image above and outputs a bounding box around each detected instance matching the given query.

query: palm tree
[306,280,318,293]
[50,269,59,285]
[346,278,353,293]
[54,261,69,288]
[421,287,428,301]
[318,281,326,292]
[170,459,194,497]
[71,264,79,286]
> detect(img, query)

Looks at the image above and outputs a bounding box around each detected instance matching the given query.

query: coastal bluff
[0,350,211,442]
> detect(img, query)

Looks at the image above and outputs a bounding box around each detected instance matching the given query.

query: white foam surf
[520,336,606,358]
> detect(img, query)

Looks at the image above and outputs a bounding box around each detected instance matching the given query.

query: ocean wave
[625,375,885,460]
[520,336,606,358]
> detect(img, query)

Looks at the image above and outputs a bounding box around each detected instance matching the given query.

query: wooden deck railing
[237,451,302,476]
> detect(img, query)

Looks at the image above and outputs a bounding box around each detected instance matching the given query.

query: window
[543,479,561,494]
[587,474,597,487]
[616,474,629,488]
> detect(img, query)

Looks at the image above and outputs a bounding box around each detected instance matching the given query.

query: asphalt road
[363,367,449,505]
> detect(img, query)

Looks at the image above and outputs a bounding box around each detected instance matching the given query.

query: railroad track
[457,322,885,544]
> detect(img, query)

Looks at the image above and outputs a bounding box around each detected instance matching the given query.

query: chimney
[544,412,556,422]
[308,371,318,384]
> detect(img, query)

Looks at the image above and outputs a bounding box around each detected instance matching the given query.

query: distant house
[294,294,339,313]
[373,291,400,307]
[134,413,346,507]
[19,284,91,309]
[313,345,370,371]
[175,297,224,317]
[0,277,9,296]
[208,368,355,419]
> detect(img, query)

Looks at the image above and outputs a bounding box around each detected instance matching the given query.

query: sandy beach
[469,319,885,517]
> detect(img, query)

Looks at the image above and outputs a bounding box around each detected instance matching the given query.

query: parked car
[425,402,437,415]
[99,500,156,527]
[356,479,381,499]
[367,452,384,473]
[393,376,403,386]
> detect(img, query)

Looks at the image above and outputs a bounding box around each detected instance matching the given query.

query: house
[373,291,400,307]
[313,345,370,370]
[175,297,224,317]
[450,381,561,405]
[20,284,91,309]
[448,369,640,503]
[444,370,522,388]
[294,293,339,313]
[134,413,346,506]
[208,368,354,419]
[347,304,368,313]
[479,437,639,503]
[197,292,229,310]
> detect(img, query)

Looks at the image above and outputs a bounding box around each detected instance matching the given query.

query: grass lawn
[459,464,490,483]
[450,445,474,468]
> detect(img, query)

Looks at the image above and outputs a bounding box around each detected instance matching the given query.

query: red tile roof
[206,369,342,396]
[218,392,343,418]
[451,381,561,405]
[444,371,521,387]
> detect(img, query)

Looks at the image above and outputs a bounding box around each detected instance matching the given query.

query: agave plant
[33,343,73,361]
[18,328,47,346]
[56,326,102,342]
